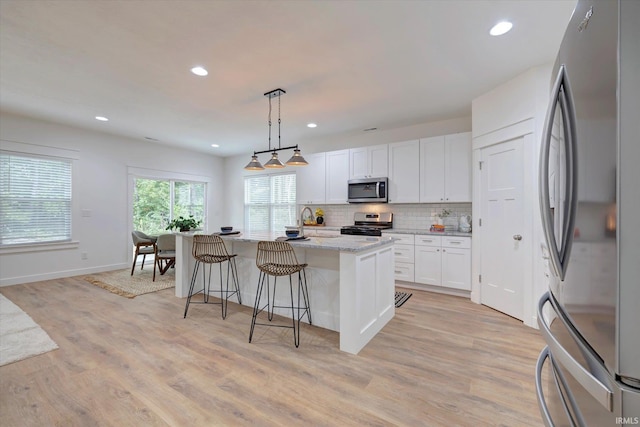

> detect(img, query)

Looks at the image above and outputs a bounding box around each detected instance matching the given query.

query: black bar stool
[249,241,312,347]
[184,234,242,319]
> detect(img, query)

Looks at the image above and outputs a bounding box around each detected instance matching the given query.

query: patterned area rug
[83,267,174,298]
[0,293,58,366]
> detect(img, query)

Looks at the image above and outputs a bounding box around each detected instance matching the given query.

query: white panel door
[480,137,525,320]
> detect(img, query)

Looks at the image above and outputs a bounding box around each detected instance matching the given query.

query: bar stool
[184,234,242,319]
[249,241,312,347]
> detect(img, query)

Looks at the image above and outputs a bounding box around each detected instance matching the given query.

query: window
[132,178,205,235]
[0,151,72,246]
[244,173,296,233]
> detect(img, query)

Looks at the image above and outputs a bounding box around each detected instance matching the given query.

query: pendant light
[244,88,308,170]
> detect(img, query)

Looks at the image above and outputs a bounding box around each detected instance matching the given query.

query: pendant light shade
[244,88,309,171]
[286,148,308,166]
[264,151,285,168]
[244,155,264,170]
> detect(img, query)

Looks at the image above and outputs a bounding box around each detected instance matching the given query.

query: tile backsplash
[299,203,472,231]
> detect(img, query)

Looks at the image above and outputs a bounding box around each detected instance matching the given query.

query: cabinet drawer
[415,235,442,247]
[386,233,415,245]
[394,262,415,282]
[393,244,414,264]
[442,236,471,249]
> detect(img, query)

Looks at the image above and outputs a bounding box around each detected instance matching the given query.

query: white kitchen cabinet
[441,237,471,291]
[296,152,326,204]
[414,235,442,285]
[414,235,471,291]
[325,149,349,204]
[419,132,471,203]
[349,144,388,179]
[387,233,415,282]
[388,140,420,203]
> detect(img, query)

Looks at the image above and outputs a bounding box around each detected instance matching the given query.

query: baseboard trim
[0,263,130,287]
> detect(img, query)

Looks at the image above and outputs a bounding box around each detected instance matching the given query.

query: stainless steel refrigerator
[535,0,640,425]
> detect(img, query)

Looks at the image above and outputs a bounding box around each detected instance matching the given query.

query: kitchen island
[174,231,396,354]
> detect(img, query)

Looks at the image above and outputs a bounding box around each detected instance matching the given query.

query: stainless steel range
[340,212,393,236]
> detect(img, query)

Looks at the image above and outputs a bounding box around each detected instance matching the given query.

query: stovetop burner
[340,212,393,236]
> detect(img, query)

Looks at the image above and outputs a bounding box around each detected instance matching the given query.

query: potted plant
[315,208,325,225]
[166,215,202,232]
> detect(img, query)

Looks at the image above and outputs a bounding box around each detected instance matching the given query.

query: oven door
[347,178,388,203]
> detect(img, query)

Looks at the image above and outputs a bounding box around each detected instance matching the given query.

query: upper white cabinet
[296,152,326,204]
[325,149,349,204]
[388,140,420,203]
[419,132,471,203]
[349,144,388,179]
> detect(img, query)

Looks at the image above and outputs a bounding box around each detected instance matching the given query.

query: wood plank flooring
[0,277,546,426]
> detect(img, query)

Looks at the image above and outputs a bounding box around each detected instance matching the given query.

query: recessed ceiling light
[307,123,317,128]
[490,21,513,36]
[190,66,208,76]
[95,116,109,121]
[211,144,219,148]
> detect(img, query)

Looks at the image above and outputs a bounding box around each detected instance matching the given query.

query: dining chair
[153,234,176,281]
[131,231,157,275]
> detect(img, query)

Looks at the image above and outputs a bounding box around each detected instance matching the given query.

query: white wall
[223,116,471,227]
[0,112,224,286]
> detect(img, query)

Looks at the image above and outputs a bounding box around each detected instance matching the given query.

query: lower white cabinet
[414,235,442,285]
[441,239,471,290]
[413,234,471,291]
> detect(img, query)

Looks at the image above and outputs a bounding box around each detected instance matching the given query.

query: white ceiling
[0,0,576,158]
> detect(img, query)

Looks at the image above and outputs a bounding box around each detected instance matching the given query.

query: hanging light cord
[251,88,300,156]
[278,93,281,149]
[268,94,272,151]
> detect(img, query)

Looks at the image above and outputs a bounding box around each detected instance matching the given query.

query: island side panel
[339,243,395,354]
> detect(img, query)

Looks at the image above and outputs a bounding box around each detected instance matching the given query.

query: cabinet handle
[395,270,402,274]
[443,249,446,252]
[437,249,440,252]
[449,241,461,244]
[513,234,523,241]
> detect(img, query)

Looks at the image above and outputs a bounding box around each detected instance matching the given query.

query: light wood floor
[0,277,546,426]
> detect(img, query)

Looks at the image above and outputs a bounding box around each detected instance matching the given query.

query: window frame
[127,167,211,237]
[0,141,79,254]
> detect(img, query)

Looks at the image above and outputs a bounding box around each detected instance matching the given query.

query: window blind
[244,173,296,233]
[0,151,72,245]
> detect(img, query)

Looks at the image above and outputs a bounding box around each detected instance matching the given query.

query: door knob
[513,234,523,241]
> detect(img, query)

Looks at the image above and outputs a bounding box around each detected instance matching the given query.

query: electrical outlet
[81,252,88,260]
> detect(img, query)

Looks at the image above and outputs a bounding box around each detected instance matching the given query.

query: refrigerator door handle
[539,65,579,280]
[535,347,556,427]
[538,292,614,412]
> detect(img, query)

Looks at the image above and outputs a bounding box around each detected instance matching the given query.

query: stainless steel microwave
[347,177,388,203]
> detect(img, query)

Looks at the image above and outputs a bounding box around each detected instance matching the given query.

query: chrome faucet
[299,206,314,237]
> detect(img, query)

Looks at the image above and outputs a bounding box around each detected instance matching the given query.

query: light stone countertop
[382,228,472,237]
[183,231,396,253]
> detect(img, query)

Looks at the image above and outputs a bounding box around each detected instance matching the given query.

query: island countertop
[181,231,396,253]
